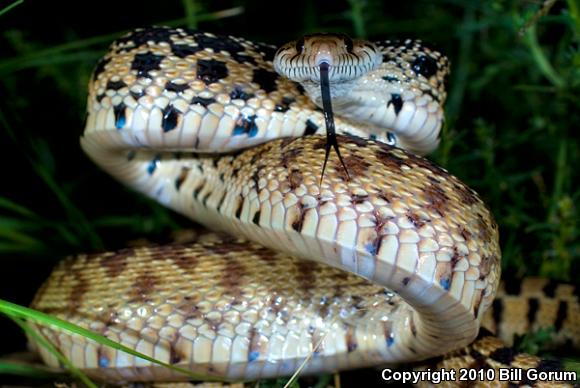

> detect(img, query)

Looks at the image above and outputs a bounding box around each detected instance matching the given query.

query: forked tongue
[319,61,350,184]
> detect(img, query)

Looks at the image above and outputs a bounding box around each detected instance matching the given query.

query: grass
[0,0,578,385]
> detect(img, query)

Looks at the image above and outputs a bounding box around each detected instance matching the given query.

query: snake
[26,27,578,385]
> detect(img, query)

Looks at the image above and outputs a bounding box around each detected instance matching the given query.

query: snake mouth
[276,63,379,83]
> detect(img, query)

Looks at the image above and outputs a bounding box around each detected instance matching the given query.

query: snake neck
[299,78,358,109]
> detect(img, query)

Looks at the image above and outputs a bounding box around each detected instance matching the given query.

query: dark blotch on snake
[504,278,522,295]
[113,103,126,129]
[252,68,279,93]
[175,167,190,190]
[130,90,145,100]
[232,114,258,137]
[171,43,202,58]
[527,297,539,325]
[388,93,403,115]
[196,59,229,85]
[192,180,205,199]
[165,81,189,93]
[489,347,518,365]
[382,75,399,83]
[384,321,395,347]
[303,119,318,136]
[535,359,564,373]
[99,248,134,278]
[542,280,558,298]
[234,197,243,219]
[275,96,295,112]
[130,271,159,302]
[131,52,164,78]
[191,96,216,107]
[411,54,439,78]
[116,27,178,50]
[291,203,306,232]
[106,80,126,91]
[147,155,160,175]
[252,210,261,225]
[554,301,568,331]
[162,105,180,132]
[253,41,278,62]
[93,57,111,81]
[194,32,256,65]
[230,87,254,101]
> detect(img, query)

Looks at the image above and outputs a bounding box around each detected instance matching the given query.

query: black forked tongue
[319,62,350,185]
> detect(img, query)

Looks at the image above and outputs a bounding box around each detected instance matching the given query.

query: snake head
[273,33,382,83]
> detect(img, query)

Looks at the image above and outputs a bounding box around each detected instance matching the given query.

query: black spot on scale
[411,55,439,78]
[147,155,161,175]
[230,87,254,101]
[535,358,563,373]
[252,210,261,225]
[492,298,503,330]
[232,114,258,137]
[130,90,145,100]
[162,105,180,132]
[274,96,295,112]
[192,181,205,199]
[542,279,558,298]
[113,103,126,129]
[382,75,399,83]
[165,81,189,94]
[503,278,522,295]
[96,94,105,103]
[252,68,279,93]
[175,167,190,190]
[131,52,164,78]
[195,32,243,51]
[116,27,180,51]
[527,297,539,325]
[106,80,127,91]
[488,347,518,365]
[93,57,111,81]
[388,93,403,115]
[252,42,278,62]
[191,96,216,107]
[170,43,202,59]
[554,300,568,331]
[234,197,243,219]
[196,59,228,85]
[303,119,318,136]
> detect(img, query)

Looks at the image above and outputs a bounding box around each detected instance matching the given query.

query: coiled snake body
[27,27,575,384]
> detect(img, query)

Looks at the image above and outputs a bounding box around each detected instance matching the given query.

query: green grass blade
[0,361,58,378]
[0,196,38,218]
[0,0,23,17]
[0,299,223,382]
[10,316,98,387]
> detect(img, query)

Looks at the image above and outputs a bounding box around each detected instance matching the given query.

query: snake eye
[344,36,354,53]
[295,38,305,53]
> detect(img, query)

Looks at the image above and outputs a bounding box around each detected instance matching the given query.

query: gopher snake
[27,27,577,385]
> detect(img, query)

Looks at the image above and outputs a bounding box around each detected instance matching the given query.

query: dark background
[0,0,578,383]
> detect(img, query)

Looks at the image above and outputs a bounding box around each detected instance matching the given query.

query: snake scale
[27,27,578,386]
